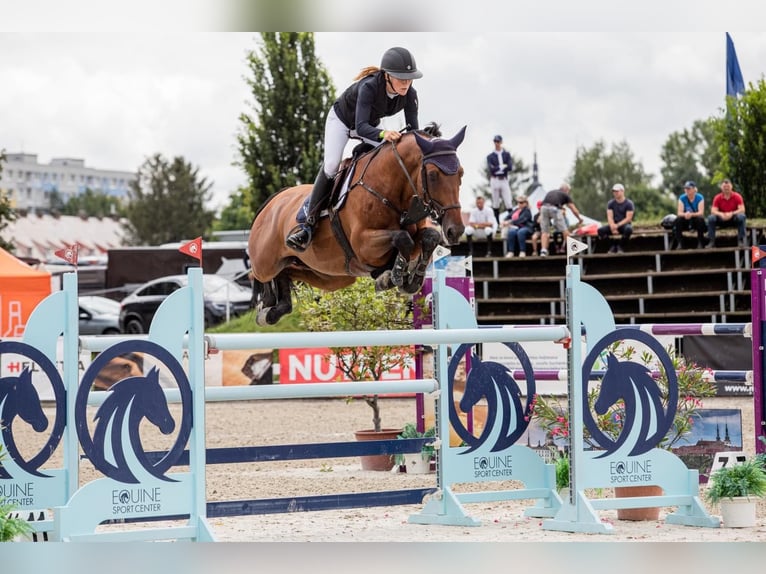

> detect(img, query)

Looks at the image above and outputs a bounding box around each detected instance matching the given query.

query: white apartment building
[0,152,135,211]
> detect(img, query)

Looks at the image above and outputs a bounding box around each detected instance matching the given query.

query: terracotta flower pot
[614,485,663,521]
[354,428,403,471]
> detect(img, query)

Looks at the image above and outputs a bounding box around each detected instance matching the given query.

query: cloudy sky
[2,12,766,216]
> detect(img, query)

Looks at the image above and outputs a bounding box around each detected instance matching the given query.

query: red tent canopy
[0,247,51,337]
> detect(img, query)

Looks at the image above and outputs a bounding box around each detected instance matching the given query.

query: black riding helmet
[380,47,423,80]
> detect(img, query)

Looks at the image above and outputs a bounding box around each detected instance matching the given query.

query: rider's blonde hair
[354,66,381,81]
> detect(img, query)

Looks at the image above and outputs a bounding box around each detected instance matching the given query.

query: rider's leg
[286,168,333,251]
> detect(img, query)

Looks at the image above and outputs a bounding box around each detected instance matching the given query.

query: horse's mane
[420,122,441,138]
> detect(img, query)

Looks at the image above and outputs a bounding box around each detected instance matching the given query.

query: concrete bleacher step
[459,227,760,325]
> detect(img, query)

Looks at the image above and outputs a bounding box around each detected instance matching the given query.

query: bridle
[349,134,462,227]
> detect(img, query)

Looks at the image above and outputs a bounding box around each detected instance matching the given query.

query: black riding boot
[286,170,333,252]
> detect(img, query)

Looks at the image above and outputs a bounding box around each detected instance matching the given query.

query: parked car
[78,295,122,335]
[119,274,253,334]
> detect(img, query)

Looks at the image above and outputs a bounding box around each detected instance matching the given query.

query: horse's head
[0,369,48,433]
[412,126,467,244]
[594,353,624,415]
[136,367,176,435]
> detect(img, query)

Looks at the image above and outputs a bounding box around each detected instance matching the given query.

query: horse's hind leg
[256,272,293,326]
[251,278,276,309]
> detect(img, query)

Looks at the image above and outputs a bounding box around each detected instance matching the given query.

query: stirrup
[286,224,313,252]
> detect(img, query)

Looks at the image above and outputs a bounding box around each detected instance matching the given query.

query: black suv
[119,274,252,334]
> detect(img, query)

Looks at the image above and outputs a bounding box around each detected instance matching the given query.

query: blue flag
[726,32,745,97]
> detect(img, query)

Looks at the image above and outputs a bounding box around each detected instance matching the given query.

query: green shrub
[705,456,766,504]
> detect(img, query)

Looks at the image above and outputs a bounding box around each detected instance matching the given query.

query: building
[0,152,135,212]
[3,212,126,262]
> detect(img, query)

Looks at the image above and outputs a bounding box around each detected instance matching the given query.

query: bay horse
[248,124,467,326]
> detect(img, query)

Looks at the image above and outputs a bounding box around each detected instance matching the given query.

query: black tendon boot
[286,170,333,252]
[466,235,474,256]
[485,235,493,257]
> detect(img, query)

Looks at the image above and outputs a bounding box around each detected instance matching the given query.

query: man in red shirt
[707,178,747,248]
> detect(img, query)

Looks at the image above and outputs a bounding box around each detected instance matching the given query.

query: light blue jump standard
[53,268,214,541]
[542,264,719,533]
[409,269,569,526]
[0,274,79,539]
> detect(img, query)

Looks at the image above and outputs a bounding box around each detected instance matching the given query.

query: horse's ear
[413,131,435,155]
[449,125,467,149]
[606,352,618,368]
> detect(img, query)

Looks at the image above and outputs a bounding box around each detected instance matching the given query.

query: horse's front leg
[388,230,415,288]
[400,227,442,294]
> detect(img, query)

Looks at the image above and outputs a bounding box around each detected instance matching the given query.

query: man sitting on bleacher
[707,178,747,249]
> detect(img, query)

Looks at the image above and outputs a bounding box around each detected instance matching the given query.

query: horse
[591,352,673,457]
[248,123,467,326]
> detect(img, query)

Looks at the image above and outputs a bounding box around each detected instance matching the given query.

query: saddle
[296,142,375,225]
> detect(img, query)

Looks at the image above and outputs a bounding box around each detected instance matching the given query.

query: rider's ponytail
[354,66,380,81]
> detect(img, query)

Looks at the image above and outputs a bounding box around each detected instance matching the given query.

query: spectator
[486,134,513,225]
[502,194,534,258]
[530,202,543,256]
[539,183,583,257]
[597,183,635,253]
[464,196,498,257]
[707,178,747,248]
[673,180,706,250]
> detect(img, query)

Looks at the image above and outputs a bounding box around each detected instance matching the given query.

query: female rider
[286,46,422,251]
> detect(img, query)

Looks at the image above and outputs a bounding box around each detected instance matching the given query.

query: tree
[213,186,255,232]
[298,278,412,433]
[717,78,766,218]
[0,149,16,252]
[58,188,125,219]
[569,140,664,220]
[659,118,721,200]
[236,33,336,215]
[123,154,215,246]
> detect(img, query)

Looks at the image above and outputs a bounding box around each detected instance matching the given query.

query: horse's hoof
[256,308,274,326]
[375,270,392,292]
[399,278,424,295]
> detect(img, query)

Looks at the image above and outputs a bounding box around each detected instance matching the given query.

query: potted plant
[705,455,766,527]
[532,343,715,519]
[394,423,436,474]
[298,278,413,471]
[0,445,34,542]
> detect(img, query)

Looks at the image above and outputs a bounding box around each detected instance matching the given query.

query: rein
[348,135,460,227]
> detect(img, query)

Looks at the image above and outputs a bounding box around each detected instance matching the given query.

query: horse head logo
[448,342,535,453]
[583,331,678,458]
[0,342,65,479]
[76,340,192,485]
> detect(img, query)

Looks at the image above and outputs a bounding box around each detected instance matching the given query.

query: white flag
[567,236,588,257]
[432,245,451,262]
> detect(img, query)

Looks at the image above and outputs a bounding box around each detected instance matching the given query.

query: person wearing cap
[286,47,422,252]
[707,178,747,248]
[465,196,498,257]
[673,181,707,250]
[539,183,583,257]
[596,183,635,253]
[501,195,534,257]
[486,135,514,224]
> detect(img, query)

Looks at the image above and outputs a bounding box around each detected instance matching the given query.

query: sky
[2,9,766,217]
